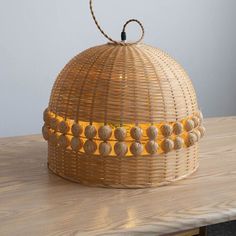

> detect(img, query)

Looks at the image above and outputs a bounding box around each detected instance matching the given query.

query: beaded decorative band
[42,108,205,157]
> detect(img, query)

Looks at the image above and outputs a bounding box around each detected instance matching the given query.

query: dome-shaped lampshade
[42,0,205,188]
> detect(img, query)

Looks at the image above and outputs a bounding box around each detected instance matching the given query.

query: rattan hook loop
[89,0,145,45]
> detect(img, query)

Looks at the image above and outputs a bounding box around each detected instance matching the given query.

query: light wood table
[0,117,236,236]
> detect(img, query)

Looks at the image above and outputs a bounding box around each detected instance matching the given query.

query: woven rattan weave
[42,0,205,188]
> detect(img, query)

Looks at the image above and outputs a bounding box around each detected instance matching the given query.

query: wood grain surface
[0,117,236,236]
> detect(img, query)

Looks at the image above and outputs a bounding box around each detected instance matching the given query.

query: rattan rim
[48,163,200,189]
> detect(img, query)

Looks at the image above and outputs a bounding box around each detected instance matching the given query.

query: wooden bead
[161,139,174,153]
[130,126,143,140]
[173,122,183,135]
[98,125,112,141]
[99,142,112,156]
[58,135,70,148]
[192,116,199,128]
[42,125,51,141]
[146,126,158,140]
[198,126,206,138]
[160,124,173,137]
[71,123,83,137]
[43,108,48,121]
[199,111,204,124]
[191,132,198,143]
[50,117,58,131]
[193,129,201,141]
[43,108,50,125]
[185,133,197,147]
[85,125,97,139]
[184,119,195,132]
[114,142,128,157]
[130,142,143,156]
[58,121,70,134]
[49,132,58,145]
[114,127,127,141]
[84,140,97,154]
[174,137,184,150]
[71,137,83,151]
[145,141,158,155]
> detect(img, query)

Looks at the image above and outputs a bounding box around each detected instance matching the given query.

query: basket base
[48,164,199,189]
[48,143,199,189]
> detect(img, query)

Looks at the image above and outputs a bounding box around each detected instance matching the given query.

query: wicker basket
[42,0,205,188]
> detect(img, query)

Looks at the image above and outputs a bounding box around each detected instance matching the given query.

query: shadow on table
[207,220,236,236]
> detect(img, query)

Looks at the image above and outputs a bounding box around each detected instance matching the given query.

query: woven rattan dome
[49,43,198,123]
[42,0,205,188]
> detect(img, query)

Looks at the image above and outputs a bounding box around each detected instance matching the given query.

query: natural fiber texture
[43,43,204,188]
[48,142,199,188]
[43,0,205,188]
[49,43,199,123]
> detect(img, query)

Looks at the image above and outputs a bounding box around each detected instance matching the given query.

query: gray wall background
[0,0,236,137]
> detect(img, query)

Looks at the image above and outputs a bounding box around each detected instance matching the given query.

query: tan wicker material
[43,0,205,188]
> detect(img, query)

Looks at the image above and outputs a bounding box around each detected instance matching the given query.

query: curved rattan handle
[89,0,145,45]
